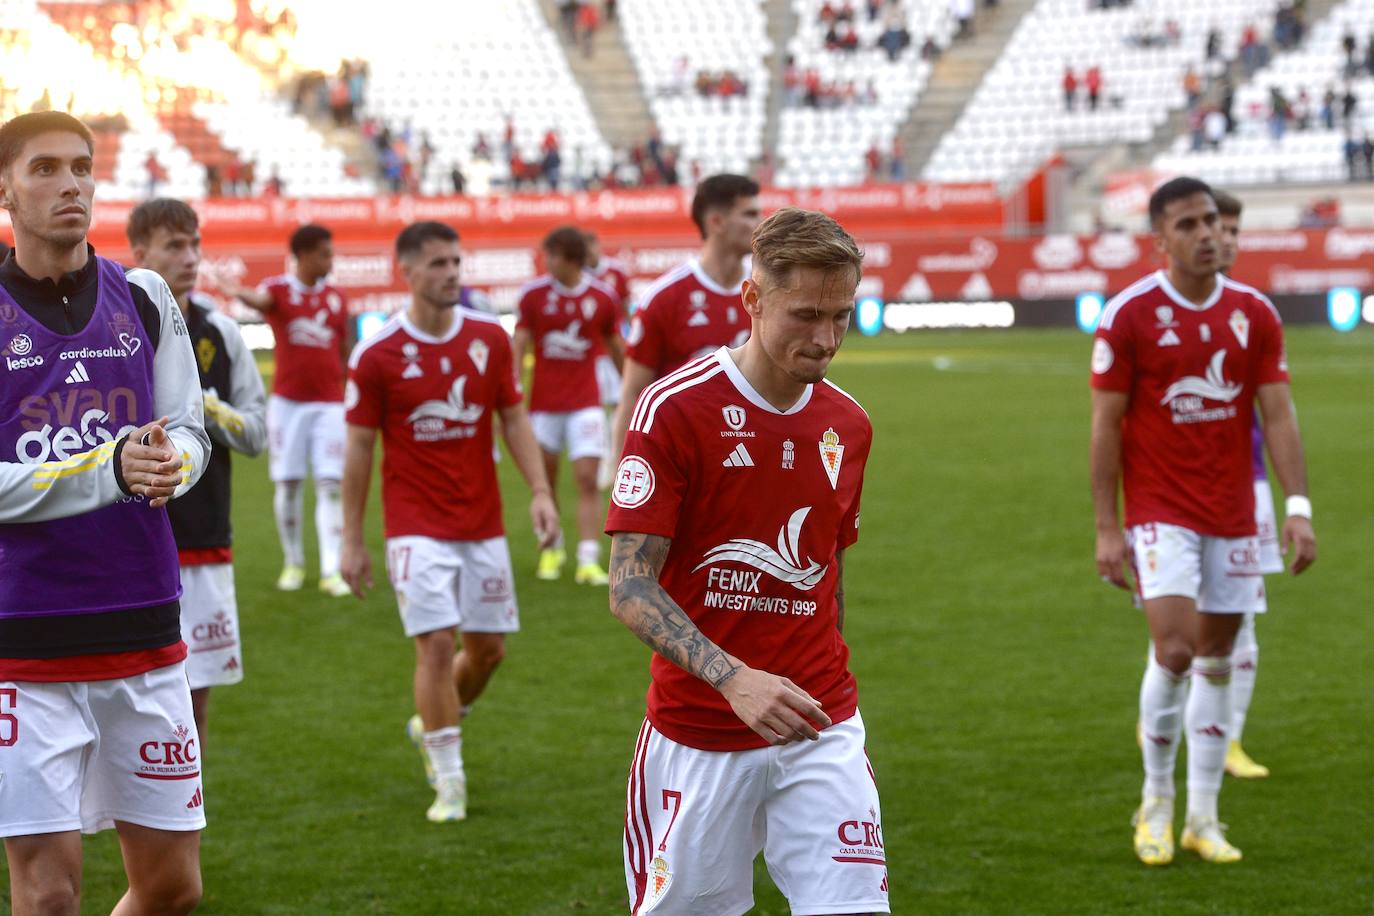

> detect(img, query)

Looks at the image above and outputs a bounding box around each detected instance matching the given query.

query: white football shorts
[179,563,244,690]
[530,406,606,461]
[1253,480,1284,575]
[0,662,206,837]
[267,394,345,482]
[1128,522,1267,614]
[385,535,520,638]
[624,711,889,916]
[596,354,623,406]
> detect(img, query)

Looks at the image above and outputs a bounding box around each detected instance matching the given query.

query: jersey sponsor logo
[722,443,754,467]
[191,611,236,652]
[819,428,845,489]
[692,506,826,591]
[611,455,655,508]
[405,376,485,439]
[833,807,886,865]
[286,309,337,348]
[56,344,136,362]
[782,439,795,469]
[9,333,34,355]
[15,387,141,462]
[64,360,91,384]
[1229,309,1250,348]
[4,333,43,370]
[1157,329,1181,347]
[542,319,593,360]
[1091,338,1113,374]
[467,339,489,375]
[722,405,746,431]
[135,723,199,781]
[1159,350,1242,425]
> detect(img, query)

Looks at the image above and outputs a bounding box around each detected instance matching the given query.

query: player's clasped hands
[720,667,832,746]
[1282,516,1317,575]
[122,417,184,508]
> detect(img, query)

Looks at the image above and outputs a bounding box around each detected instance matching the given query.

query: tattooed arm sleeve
[608,531,742,690]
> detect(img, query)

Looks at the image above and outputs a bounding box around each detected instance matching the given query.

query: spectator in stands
[1163,19,1180,46]
[205,164,222,198]
[503,116,516,162]
[605,0,617,22]
[838,1,856,21]
[1366,36,1374,78]
[450,163,466,196]
[1293,89,1312,132]
[1321,86,1336,130]
[865,143,882,180]
[950,0,974,38]
[1268,88,1290,143]
[419,132,436,183]
[1204,106,1227,150]
[922,35,940,60]
[1188,106,1206,152]
[1205,27,1221,61]
[241,159,256,194]
[577,1,601,58]
[1085,65,1103,112]
[820,1,837,22]
[1240,24,1264,77]
[558,0,579,42]
[1221,79,1236,133]
[329,73,351,127]
[889,137,905,180]
[866,0,882,20]
[265,170,284,196]
[1342,84,1358,126]
[472,133,492,161]
[543,144,563,189]
[804,68,822,107]
[1063,66,1078,112]
[878,17,911,62]
[1344,133,1361,181]
[838,23,859,52]
[1183,66,1202,111]
[1363,135,1374,181]
[144,152,166,198]
[1342,30,1357,76]
[784,56,803,106]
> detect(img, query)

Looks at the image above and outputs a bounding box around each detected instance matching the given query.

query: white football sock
[423,726,464,781]
[1186,656,1232,823]
[1230,614,1259,744]
[1139,655,1187,799]
[316,479,343,577]
[576,539,600,566]
[274,480,305,567]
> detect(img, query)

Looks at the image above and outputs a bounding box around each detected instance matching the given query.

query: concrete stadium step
[900,0,1039,179]
[538,0,656,153]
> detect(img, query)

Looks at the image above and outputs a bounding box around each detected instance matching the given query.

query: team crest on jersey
[688,290,707,309]
[581,296,598,320]
[468,339,489,375]
[611,455,655,508]
[0,302,19,323]
[722,405,746,431]
[1229,309,1250,349]
[401,342,423,379]
[649,856,673,902]
[326,291,342,313]
[819,428,844,489]
[1155,305,1177,328]
[782,439,795,469]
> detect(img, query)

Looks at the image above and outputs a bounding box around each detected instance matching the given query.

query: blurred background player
[584,229,630,488]
[127,197,267,747]
[217,224,353,596]
[1092,177,1316,866]
[607,208,886,914]
[514,226,623,585]
[0,111,209,916]
[1213,190,1283,779]
[340,221,558,822]
[610,174,761,452]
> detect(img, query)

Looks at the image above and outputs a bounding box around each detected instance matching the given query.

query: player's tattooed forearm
[700,650,740,689]
[610,532,734,686]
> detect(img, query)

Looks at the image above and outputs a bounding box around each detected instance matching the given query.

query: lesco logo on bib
[612,455,655,509]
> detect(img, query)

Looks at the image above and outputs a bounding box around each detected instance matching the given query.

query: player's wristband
[1284,495,1312,519]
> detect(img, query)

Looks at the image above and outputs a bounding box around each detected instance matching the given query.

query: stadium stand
[923,0,1288,186]
[358,0,613,194]
[775,0,956,188]
[1155,0,1374,185]
[617,0,770,177]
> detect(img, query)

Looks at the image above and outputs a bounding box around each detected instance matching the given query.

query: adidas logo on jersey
[64,360,91,384]
[722,443,754,467]
[1157,329,1180,347]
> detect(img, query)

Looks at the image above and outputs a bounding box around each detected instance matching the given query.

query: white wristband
[1284,495,1312,520]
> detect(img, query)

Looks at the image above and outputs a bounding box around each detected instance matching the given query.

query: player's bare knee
[415,631,456,670]
[1154,641,1193,676]
[17,882,80,916]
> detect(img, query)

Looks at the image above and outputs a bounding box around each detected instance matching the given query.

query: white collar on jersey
[400,309,464,344]
[688,258,745,297]
[1154,269,1223,312]
[550,275,591,298]
[284,273,329,294]
[714,347,814,415]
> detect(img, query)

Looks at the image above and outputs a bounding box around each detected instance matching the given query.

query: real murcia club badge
[818,427,844,489]
[649,856,673,902]
[1229,309,1250,349]
[467,339,489,375]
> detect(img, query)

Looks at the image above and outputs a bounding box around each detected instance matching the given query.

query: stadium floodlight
[1076,292,1106,333]
[1363,294,1374,325]
[856,297,884,337]
[1327,287,1360,332]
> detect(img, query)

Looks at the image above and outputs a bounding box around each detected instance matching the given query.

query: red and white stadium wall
[6,184,1367,325]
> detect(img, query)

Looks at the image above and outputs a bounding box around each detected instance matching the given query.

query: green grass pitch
[4,327,1372,914]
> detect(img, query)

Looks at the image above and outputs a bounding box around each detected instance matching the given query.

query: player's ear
[741,278,763,317]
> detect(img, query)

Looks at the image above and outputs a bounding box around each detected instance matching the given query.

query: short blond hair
[751,207,863,289]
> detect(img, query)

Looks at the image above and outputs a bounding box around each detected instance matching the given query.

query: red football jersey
[589,256,632,314]
[346,310,522,541]
[625,260,750,377]
[260,275,349,402]
[1092,271,1289,537]
[605,349,871,751]
[516,276,620,412]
